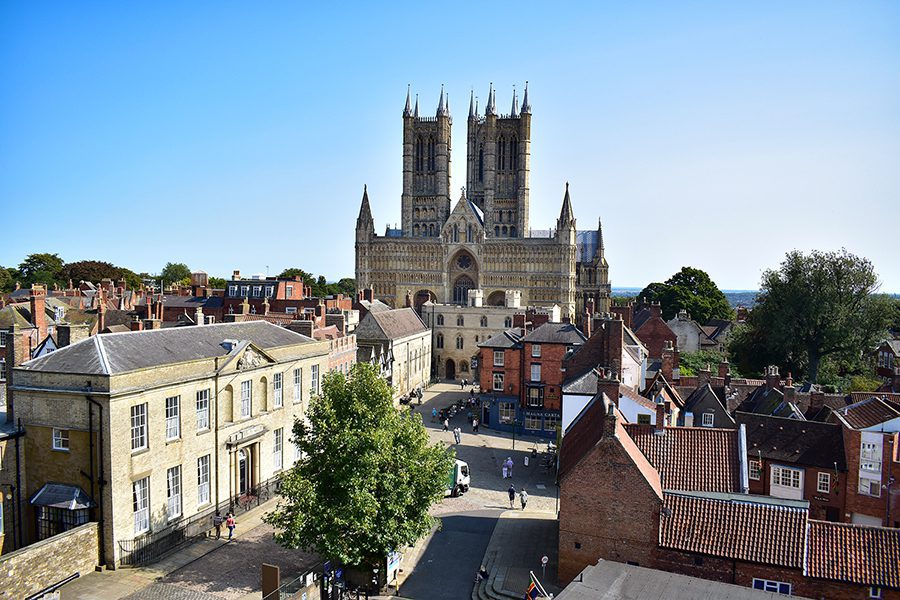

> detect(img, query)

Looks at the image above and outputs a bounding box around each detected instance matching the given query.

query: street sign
[541,556,548,565]
[335,568,343,580]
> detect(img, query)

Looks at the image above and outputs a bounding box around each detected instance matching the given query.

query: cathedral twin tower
[355,84,610,319]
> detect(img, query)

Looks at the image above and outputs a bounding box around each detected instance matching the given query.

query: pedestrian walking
[472,417,479,433]
[226,512,236,539]
[502,463,508,479]
[508,484,516,509]
[454,427,461,444]
[443,418,449,432]
[213,512,224,539]
[431,407,437,422]
[505,457,514,478]
[519,489,528,511]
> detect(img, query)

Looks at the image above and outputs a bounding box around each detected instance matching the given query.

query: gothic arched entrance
[487,290,506,306]
[446,359,456,381]
[448,249,478,305]
[453,276,474,305]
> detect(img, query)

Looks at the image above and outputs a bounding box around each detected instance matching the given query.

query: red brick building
[629,302,678,361]
[558,394,900,598]
[477,322,586,438]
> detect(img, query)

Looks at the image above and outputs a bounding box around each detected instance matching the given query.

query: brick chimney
[655,396,667,434]
[809,387,824,413]
[596,368,621,409]
[582,308,592,338]
[98,287,107,332]
[30,284,47,340]
[698,363,711,388]
[143,318,161,330]
[765,365,780,391]
[130,316,144,332]
[146,296,154,320]
[233,270,241,280]
[602,397,618,439]
[262,297,270,316]
[194,306,205,326]
[156,294,163,320]
[364,285,374,302]
[57,323,90,347]
[610,301,633,329]
[288,320,314,338]
[661,340,675,381]
[649,301,662,319]
[718,359,730,379]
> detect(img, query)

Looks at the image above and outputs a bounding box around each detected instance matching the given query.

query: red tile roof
[832,396,900,429]
[806,521,900,588]
[623,424,742,493]
[659,492,807,568]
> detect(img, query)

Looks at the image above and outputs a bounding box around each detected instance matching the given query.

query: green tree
[265,363,453,572]
[638,267,733,323]
[118,268,143,290]
[208,276,227,289]
[64,260,121,284]
[678,350,741,378]
[18,253,66,288]
[0,266,13,293]
[160,262,191,285]
[729,249,893,384]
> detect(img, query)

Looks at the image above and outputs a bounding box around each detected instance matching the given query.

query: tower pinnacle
[486,83,496,116]
[403,85,412,117]
[559,182,575,224]
[468,89,475,120]
[437,84,449,117]
[521,81,531,114]
[413,94,419,118]
[510,87,519,117]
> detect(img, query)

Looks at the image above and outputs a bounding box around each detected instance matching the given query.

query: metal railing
[118,475,282,566]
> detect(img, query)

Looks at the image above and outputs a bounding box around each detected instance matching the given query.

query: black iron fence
[118,475,282,566]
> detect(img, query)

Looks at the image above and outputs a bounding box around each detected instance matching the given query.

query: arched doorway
[446,359,456,381]
[449,250,478,305]
[238,448,249,495]
[460,360,469,374]
[415,289,436,308]
[487,291,505,306]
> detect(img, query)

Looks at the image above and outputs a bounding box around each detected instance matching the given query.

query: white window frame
[772,465,802,489]
[524,415,542,430]
[493,372,504,392]
[197,455,210,506]
[311,364,320,395]
[196,389,210,431]
[859,476,881,497]
[817,472,831,494]
[274,428,283,471]
[293,368,302,402]
[544,415,559,431]
[498,402,515,424]
[52,428,69,451]
[274,372,283,408]
[131,404,148,452]
[530,363,541,382]
[860,442,881,472]
[701,412,715,427]
[526,386,544,408]
[133,477,150,534]
[241,380,252,418]
[166,466,182,520]
[165,396,181,440]
[286,284,293,297]
[532,344,541,358]
[749,460,761,481]
[493,351,504,367]
[752,579,791,594]
[870,586,883,599]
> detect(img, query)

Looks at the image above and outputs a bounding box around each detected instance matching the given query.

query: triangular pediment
[217,340,277,374]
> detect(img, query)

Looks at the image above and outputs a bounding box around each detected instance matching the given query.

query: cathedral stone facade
[355,85,611,321]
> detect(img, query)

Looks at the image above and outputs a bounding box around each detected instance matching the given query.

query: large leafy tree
[266,363,453,571]
[638,267,733,323]
[17,253,66,288]
[160,262,191,285]
[0,266,13,293]
[729,249,893,384]
[64,260,121,284]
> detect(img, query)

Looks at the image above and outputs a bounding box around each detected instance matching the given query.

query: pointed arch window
[436,333,444,349]
[478,145,484,182]
[429,223,435,236]
[467,224,473,243]
[510,136,519,170]
[480,316,488,327]
[437,314,444,326]
[497,136,506,171]
[494,226,500,237]
[456,336,464,350]
[505,317,513,328]
[428,136,436,171]
[453,224,459,243]
[413,224,420,236]
[510,226,517,238]
[453,275,474,305]
[415,137,424,172]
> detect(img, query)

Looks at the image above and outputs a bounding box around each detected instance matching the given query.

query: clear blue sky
[2,2,898,291]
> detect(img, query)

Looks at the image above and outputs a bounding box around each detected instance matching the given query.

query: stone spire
[436,85,449,117]
[510,87,519,117]
[559,183,575,224]
[403,84,412,117]
[468,89,475,120]
[596,216,605,257]
[357,185,374,228]
[413,94,419,118]
[521,81,531,114]
[486,83,496,116]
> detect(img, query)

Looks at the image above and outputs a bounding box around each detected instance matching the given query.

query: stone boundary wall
[0,522,99,599]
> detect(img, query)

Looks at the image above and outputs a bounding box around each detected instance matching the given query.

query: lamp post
[885,476,896,528]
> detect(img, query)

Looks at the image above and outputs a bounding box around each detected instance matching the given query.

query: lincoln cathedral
[355,84,611,320]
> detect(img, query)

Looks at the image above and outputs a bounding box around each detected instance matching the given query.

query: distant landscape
[612,287,759,309]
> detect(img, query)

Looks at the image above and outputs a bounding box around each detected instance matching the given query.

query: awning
[30,482,96,510]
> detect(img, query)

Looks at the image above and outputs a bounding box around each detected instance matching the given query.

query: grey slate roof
[19,321,315,375]
[557,559,798,600]
[354,308,427,342]
[736,412,847,471]
[562,369,600,395]
[30,482,95,510]
[521,322,586,345]
[478,328,524,349]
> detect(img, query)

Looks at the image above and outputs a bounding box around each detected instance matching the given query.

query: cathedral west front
[354,84,611,320]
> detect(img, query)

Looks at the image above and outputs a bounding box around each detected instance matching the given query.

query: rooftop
[806,520,900,588]
[736,412,846,470]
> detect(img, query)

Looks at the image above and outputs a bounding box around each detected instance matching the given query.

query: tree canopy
[16,253,66,288]
[278,267,356,298]
[160,262,191,285]
[638,267,733,324]
[729,249,893,384]
[265,363,452,569]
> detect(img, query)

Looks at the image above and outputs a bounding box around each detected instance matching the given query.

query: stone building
[354,307,430,402]
[354,85,611,321]
[10,321,329,567]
